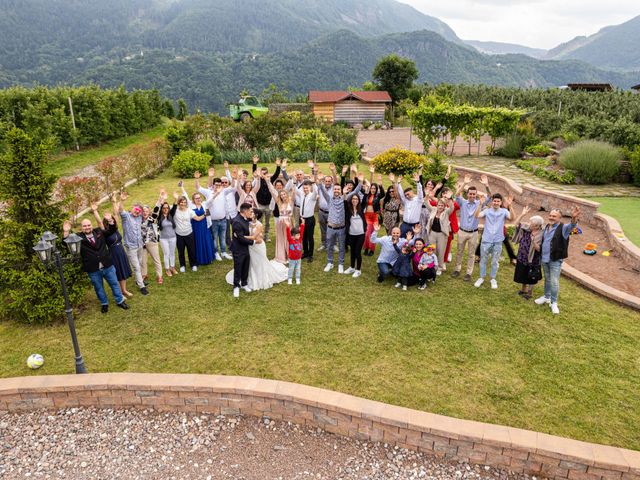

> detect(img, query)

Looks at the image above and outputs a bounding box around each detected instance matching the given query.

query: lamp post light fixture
[33,230,87,374]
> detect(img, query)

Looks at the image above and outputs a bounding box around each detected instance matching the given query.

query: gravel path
[0,408,529,480]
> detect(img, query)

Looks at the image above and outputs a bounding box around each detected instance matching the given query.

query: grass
[47,123,168,177]
[2,165,640,451]
[588,197,640,246]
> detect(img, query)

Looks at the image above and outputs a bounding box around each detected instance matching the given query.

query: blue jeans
[87,265,124,305]
[210,218,227,255]
[326,226,346,265]
[400,221,415,238]
[542,260,563,303]
[288,259,301,281]
[377,262,393,279]
[479,241,503,279]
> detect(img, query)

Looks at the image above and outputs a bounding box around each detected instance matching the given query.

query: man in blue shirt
[115,192,149,296]
[534,206,580,314]
[474,193,513,290]
[370,223,418,282]
[452,174,491,281]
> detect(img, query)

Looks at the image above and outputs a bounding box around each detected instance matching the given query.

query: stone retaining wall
[1,374,638,479]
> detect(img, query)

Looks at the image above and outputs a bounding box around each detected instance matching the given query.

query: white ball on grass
[27,353,44,370]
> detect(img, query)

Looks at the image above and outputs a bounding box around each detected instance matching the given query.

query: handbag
[527,264,542,282]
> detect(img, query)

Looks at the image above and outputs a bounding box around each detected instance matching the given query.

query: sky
[398,0,640,49]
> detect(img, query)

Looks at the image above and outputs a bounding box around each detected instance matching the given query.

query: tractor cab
[229,95,268,122]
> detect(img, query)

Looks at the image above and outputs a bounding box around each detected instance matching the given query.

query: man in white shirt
[317,164,338,252]
[297,176,318,263]
[394,171,424,238]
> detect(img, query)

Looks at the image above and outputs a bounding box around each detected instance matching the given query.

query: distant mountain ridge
[545,15,640,71]
[465,40,547,59]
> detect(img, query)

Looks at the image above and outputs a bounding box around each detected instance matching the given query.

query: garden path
[358,129,640,197]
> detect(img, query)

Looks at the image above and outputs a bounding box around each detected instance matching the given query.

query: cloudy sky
[398,0,639,49]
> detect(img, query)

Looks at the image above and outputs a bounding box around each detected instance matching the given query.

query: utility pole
[68,97,80,151]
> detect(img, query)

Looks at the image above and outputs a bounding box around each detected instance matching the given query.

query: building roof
[308,90,392,103]
[566,83,613,92]
[631,84,640,90]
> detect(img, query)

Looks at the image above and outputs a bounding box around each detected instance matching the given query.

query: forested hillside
[1,0,638,113]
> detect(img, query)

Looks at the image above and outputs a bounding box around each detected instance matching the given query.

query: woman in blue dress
[90,203,134,297]
[180,186,213,266]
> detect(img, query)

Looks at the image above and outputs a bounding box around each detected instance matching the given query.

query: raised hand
[522,205,531,216]
[231,166,238,179]
[253,170,260,178]
[388,173,396,183]
[223,160,229,169]
[571,205,581,220]
[397,174,403,183]
[357,172,365,182]
[341,165,348,176]
[173,191,179,200]
[506,194,514,207]
[120,191,128,201]
[194,171,201,179]
[444,190,453,200]
[412,171,420,182]
[307,159,315,170]
[275,158,281,167]
[464,173,472,184]
[446,164,453,176]
[282,158,288,169]
[350,164,358,174]
[252,156,259,164]
[373,222,381,232]
[208,167,215,177]
[317,173,326,183]
[177,180,183,188]
[368,164,375,174]
[376,174,383,184]
[406,230,414,241]
[63,220,72,234]
[329,163,336,172]
[413,223,422,235]
[90,203,99,211]
[480,174,489,186]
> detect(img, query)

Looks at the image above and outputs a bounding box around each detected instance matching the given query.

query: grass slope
[47,124,167,177]
[589,197,640,246]
[1,167,639,451]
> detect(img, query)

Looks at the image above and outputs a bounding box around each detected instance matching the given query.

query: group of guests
[63,158,580,314]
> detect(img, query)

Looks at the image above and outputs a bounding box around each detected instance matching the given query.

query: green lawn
[2,167,640,451]
[47,124,168,177]
[589,197,640,246]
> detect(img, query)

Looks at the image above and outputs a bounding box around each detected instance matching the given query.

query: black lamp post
[33,230,87,374]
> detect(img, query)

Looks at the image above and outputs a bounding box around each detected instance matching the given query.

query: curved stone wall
[1,374,638,479]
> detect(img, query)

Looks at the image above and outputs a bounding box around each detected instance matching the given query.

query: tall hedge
[0,128,86,324]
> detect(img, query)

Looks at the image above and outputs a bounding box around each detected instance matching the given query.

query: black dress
[106,230,132,281]
[513,229,541,285]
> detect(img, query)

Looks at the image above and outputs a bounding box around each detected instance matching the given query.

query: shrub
[283,128,331,162]
[559,140,621,185]
[172,150,212,177]
[516,158,576,184]
[561,132,580,146]
[628,146,640,187]
[0,128,87,324]
[422,153,457,190]
[496,134,522,159]
[372,148,424,176]
[197,139,220,162]
[525,144,553,157]
[333,120,350,128]
[331,142,360,171]
[374,122,383,130]
[362,120,372,130]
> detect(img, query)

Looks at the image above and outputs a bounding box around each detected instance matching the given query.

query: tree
[177,98,188,120]
[0,128,86,324]
[282,128,331,162]
[372,54,419,105]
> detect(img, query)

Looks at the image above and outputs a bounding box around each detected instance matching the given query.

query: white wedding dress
[225,221,288,290]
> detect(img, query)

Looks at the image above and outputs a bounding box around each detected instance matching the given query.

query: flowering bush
[371,148,424,176]
[57,176,102,224]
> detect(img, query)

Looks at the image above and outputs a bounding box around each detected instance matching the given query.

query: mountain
[0,0,461,72]
[0,1,638,114]
[465,40,547,59]
[546,15,640,71]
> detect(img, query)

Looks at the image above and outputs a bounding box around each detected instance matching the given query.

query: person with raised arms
[394,171,424,238]
[370,222,420,283]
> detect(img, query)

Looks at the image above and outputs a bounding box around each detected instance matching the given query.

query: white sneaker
[436,270,442,276]
[242,285,252,293]
[179,266,186,273]
[215,253,223,262]
[551,303,560,314]
[338,265,344,274]
[233,287,239,298]
[344,267,355,274]
[222,252,233,260]
[395,282,401,288]
[352,270,361,278]
[474,278,484,288]
[441,264,447,271]
[490,279,498,289]
[447,252,452,262]
[323,263,333,272]
[288,279,293,285]
[334,246,339,252]
[317,245,326,252]
[402,285,407,291]
[192,266,198,272]
[535,296,550,305]
[296,279,301,285]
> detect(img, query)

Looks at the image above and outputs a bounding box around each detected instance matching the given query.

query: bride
[225,209,288,290]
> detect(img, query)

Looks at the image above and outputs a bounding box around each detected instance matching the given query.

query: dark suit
[231,214,254,288]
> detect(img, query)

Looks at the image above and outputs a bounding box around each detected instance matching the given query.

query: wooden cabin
[308,91,392,125]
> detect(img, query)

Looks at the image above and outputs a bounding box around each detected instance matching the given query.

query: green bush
[197,139,220,162]
[496,134,522,159]
[628,147,640,187]
[525,144,552,157]
[516,158,576,185]
[172,149,212,177]
[561,132,580,146]
[559,140,621,185]
[361,120,372,130]
[422,153,457,190]
[331,142,360,170]
[374,122,383,130]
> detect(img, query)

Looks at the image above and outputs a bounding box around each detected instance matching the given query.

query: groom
[231,203,258,298]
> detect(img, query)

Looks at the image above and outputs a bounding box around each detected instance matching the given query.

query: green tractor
[229,96,269,122]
